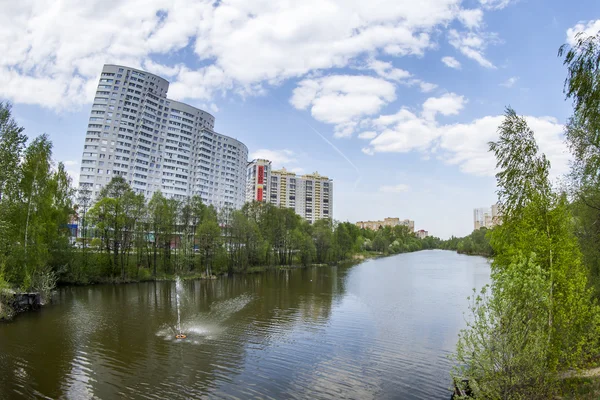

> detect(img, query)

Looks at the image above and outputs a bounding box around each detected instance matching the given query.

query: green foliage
[559,31,600,136]
[441,228,494,256]
[454,256,555,400]
[356,224,429,256]
[0,263,10,292]
[452,108,600,399]
[559,31,600,298]
[0,103,75,293]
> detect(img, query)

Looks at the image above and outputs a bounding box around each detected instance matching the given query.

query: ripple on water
[0,251,489,399]
[156,293,253,344]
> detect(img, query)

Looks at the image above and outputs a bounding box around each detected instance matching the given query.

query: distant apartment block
[246,159,271,203]
[79,64,248,210]
[474,204,502,230]
[415,230,429,239]
[245,161,333,223]
[356,218,415,233]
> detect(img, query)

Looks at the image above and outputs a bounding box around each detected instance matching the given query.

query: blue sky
[2,0,600,238]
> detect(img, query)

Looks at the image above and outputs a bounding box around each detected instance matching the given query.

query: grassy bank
[57,251,386,285]
[559,376,600,399]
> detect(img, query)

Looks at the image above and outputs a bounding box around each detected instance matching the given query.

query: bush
[31,268,57,305]
[453,255,556,399]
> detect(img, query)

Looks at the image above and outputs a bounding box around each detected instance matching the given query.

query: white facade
[474,204,502,230]
[263,168,333,223]
[79,64,248,209]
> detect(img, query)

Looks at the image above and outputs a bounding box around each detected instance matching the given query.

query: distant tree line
[73,183,442,283]
[439,227,494,257]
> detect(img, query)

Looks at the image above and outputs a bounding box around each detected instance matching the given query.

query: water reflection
[0,250,489,399]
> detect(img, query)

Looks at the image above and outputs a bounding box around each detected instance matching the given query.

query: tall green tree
[88,176,140,279]
[453,108,599,399]
[559,31,600,292]
[312,218,333,263]
[197,217,221,277]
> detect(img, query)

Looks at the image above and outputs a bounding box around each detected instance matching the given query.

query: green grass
[558,376,600,399]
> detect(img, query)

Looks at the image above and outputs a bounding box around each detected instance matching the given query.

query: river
[0,250,490,399]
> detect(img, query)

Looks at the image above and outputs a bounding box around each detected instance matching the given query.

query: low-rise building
[356,217,415,232]
[415,229,429,239]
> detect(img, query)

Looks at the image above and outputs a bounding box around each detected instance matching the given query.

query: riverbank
[0,289,43,321]
[61,252,385,285]
[1,249,408,321]
[1,250,394,321]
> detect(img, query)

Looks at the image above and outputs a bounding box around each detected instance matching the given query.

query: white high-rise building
[474,204,502,230]
[79,64,248,209]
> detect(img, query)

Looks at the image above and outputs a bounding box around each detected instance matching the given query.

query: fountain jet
[175,277,186,339]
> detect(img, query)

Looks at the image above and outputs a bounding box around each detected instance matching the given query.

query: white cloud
[290,75,397,138]
[358,131,378,140]
[361,97,568,178]
[364,93,466,154]
[438,115,567,177]
[142,60,183,78]
[366,59,412,82]
[249,149,296,167]
[566,20,600,46]
[422,93,466,120]
[0,0,479,109]
[417,81,439,93]
[168,65,232,102]
[448,29,497,68]
[441,56,462,69]
[458,9,484,30]
[380,184,410,193]
[361,59,437,93]
[61,160,80,186]
[290,167,306,175]
[478,0,517,10]
[500,76,518,88]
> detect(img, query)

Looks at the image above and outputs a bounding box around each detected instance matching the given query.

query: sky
[1,0,600,238]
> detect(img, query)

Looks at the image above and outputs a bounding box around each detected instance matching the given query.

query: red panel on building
[257,187,263,202]
[257,166,264,184]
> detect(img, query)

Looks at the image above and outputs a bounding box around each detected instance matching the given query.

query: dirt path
[561,367,600,379]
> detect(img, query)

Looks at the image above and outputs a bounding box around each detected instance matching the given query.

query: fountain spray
[175,276,186,339]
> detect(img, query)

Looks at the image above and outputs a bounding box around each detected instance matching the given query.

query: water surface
[0,250,490,399]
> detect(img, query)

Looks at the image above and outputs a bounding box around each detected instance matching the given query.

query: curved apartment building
[79,64,248,209]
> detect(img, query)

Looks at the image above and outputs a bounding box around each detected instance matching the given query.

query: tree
[333,222,353,260]
[559,31,600,293]
[0,103,27,285]
[0,103,26,202]
[77,187,92,268]
[88,176,138,279]
[454,257,553,399]
[197,218,221,277]
[453,108,599,398]
[312,218,333,263]
[147,191,178,276]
